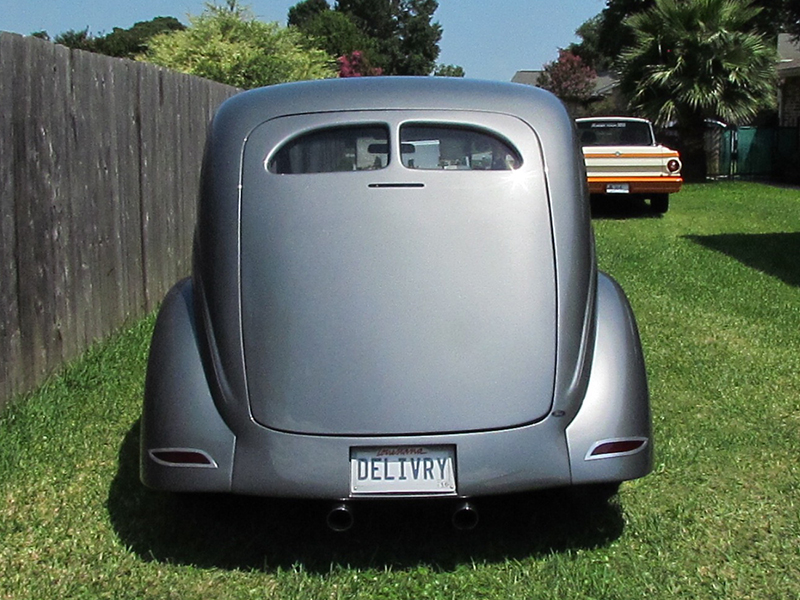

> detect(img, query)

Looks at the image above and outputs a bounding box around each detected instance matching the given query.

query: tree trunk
[676,117,708,183]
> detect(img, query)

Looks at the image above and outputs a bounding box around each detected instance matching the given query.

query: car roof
[213,77,570,138]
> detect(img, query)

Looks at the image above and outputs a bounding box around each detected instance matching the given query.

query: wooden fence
[0,32,240,409]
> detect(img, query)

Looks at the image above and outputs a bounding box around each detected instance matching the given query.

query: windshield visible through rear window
[268,125,389,174]
[400,124,521,170]
[577,120,654,147]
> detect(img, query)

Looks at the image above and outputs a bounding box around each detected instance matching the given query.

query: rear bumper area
[141,275,651,498]
[588,176,682,195]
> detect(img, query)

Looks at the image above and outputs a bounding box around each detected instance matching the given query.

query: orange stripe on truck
[587,176,683,195]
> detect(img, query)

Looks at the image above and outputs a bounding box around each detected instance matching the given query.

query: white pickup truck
[577,116,682,213]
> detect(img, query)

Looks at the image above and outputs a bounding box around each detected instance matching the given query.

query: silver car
[140,78,651,530]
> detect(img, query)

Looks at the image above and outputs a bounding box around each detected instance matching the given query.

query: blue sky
[1,0,605,81]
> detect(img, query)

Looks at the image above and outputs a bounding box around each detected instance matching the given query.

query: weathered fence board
[0,32,240,408]
[0,34,21,398]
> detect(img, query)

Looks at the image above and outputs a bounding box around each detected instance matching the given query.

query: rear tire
[650,194,669,213]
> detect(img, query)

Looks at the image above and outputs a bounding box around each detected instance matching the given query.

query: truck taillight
[667,159,681,173]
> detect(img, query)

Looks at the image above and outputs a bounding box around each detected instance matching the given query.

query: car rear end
[577,117,682,205]
[141,79,651,512]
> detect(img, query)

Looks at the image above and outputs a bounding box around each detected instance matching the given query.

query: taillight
[149,448,217,467]
[585,438,648,460]
[667,159,681,173]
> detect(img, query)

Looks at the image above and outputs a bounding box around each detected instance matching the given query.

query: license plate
[350,446,456,495]
[606,183,630,194]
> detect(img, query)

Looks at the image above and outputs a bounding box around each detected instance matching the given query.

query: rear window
[268,125,389,174]
[400,124,522,170]
[577,120,655,146]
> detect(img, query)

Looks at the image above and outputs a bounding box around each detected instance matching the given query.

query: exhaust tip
[326,503,354,532]
[451,501,479,531]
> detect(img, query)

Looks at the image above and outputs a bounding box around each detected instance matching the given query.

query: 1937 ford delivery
[140,78,652,530]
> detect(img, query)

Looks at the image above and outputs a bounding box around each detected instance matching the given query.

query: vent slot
[368,183,425,189]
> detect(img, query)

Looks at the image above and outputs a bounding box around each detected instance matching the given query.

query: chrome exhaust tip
[326,503,355,532]
[451,501,479,530]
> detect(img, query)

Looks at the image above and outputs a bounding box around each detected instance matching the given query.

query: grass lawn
[1,181,799,599]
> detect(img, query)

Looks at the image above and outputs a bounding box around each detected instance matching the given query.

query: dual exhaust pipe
[325,501,479,532]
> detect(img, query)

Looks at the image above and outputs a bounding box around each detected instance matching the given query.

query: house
[778,33,800,127]
[511,69,618,100]
[511,69,624,116]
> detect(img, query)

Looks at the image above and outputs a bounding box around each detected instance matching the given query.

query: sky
[1,0,606,82]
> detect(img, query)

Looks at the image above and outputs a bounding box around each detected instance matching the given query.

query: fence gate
[706,125,799,181]
[705,125,734,179]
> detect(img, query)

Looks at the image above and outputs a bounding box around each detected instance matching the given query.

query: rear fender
[566,272,653,484]
[140,278,236,492]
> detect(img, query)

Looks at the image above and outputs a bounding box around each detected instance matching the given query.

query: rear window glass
[268,125,389,174]
[400,125,521,170]
[577,120,655,146]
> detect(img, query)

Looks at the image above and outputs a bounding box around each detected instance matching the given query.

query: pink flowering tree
[537,49,597,107]
[337,51,383,77]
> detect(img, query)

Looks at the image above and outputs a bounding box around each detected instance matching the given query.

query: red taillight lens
[667,159,681,173]
[586,438,648,460]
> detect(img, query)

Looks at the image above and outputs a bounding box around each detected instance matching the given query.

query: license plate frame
[606,182,630,194]
[350,445,457,496]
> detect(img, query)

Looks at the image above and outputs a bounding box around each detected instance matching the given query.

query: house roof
[511,70,542,86]
[511,69,618,97]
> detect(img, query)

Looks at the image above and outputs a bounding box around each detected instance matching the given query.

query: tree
[596,0,655,68]
[336,0,397,43]
[95,17,185,58]
[33,17,185,58]
[747,0,788,38]
[142,1,336,88]
[619,0,778,180]
[288,0,331,28]
[786,0,800,39]
[292,6,379,63]
[537,49,597,114]
[337,50,383,76]
[567,15,608,71]
[292,0,445,75]
[390,0,442,75]
[53,28,98,52]
[434,64,465,77]
[574,0,787,72]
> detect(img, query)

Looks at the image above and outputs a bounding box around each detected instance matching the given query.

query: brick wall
[780,76,800,127]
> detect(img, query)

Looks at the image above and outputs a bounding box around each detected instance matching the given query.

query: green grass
[1,181,799,599]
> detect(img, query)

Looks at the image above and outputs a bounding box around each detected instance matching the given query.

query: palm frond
[619,0,777,126]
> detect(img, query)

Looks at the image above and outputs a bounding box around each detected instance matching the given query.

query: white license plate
[350,446,456,495]
[606,183,630,194]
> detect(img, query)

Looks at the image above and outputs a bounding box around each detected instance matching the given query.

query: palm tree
[619,0,778,180]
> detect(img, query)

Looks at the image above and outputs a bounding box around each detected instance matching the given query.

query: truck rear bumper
[588,177,683,195]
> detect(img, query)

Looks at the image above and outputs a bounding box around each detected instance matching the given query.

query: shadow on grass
[108,422,624,573]
[686,232,800,288]
[590,196,663,220]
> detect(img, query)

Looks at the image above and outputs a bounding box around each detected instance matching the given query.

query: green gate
[707,125,799,180]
